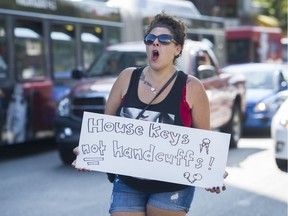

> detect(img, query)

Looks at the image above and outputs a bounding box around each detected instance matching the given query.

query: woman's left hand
[71,147,91,172]
[205,170,228,194]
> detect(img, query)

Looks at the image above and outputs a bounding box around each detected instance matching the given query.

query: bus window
[81,26,103,70]
[268,40,281,62]
[0,18,7,79]
[14,20,45,80]
[51,24,75,79]
[227,39,250,64]
[187,33,199,41]
[106,26,121,45]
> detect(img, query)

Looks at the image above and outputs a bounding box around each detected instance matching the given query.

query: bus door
[0,18,13,145]
[1,19,54,145]
[14,19,54,142]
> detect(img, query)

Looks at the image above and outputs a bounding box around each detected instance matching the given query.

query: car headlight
[57,97,71,117]
[254,95,285,112]
[254,100,278,112]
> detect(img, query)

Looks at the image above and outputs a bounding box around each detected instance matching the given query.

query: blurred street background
[0,0,287,215]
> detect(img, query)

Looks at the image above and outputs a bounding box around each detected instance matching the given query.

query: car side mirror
[197,65,216,79]
[71,67,85,79]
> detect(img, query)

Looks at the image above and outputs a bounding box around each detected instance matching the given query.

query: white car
[271,98,288,171]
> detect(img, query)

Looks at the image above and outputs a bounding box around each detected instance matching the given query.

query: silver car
[271,97,288,172]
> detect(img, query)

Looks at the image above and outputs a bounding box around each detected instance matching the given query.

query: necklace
[140,72,157,93]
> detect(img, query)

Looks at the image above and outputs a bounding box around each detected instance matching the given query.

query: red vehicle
[226,26,283,64]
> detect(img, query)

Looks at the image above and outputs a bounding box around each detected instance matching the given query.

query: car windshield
[86,50,147,77]
[243,71,275,89]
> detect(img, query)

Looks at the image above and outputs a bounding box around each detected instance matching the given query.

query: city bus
[226,26,283,64]
[0,0,226,146]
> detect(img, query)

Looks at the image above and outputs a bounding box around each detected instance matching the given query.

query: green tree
[254,0,287,34]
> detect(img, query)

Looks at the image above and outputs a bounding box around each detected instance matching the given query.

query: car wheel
[58,145,75,165]
[221,104,242,148]
[276,158,287,172]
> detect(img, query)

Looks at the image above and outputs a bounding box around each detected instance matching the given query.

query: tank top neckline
[135,68,179,106]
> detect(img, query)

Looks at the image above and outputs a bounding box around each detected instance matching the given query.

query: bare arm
[186,75,210,130]
[72,67,135,169]
[186,75,228,193]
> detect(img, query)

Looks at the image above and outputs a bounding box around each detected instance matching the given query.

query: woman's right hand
[205,171,228,194]
[71,147,91,172]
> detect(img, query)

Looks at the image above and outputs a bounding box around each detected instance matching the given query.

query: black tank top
[116,67,191,193]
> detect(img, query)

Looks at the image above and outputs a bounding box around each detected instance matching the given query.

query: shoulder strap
[136,70,178,119]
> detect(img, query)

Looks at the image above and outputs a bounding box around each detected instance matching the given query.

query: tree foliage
[254,0,288,34]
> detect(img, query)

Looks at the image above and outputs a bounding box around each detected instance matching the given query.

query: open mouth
[152,50,159,61]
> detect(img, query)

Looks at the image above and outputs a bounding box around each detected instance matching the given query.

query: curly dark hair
[145,12,187,48]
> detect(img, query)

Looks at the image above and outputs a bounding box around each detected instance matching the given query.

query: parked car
[55,40,246,164]
[271,98,288,172]
[222,63,288,132]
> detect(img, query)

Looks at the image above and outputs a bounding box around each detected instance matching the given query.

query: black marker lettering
[87,118,103,133]
[114,122,125,133]
[91,144,99,153]
[143,145,155,162]
[169,131,180,146]
[155,152,164,162]
[175,149,185,166]
[113,141,123,157]
[103,121,114,132]
[181,134,189,144]
[184,150,194,166]
[149,123,161,138]
[165,154,174,164]
[123,147,133,158]
[160,130,169,139]
[82,144,90,154]
[98,141,106,155]
[81,141,106,155]
[135,126,144,136]
[195,158,203,169]
[125,123,134,135]
[134,148,143,160]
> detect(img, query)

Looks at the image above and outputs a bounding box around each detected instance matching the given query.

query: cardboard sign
[76,112,230,188]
